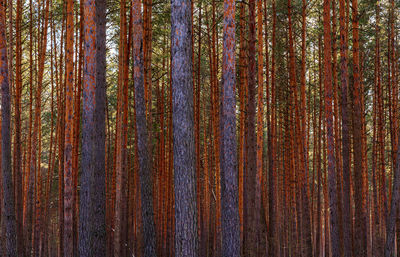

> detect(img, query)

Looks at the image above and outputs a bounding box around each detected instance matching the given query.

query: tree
[244,0,259,254]
[14,0,23,254]
[221,0,240,255]
[339,0,352,254]
[63,0,75,254]
[0,0,16,255]
[351,0,367,255]
[323,0,340,255]
[132,0,158,255]
[268,1,278,256]
[78,0,98,255]
[171,0,198,256]
[91,0,107,255]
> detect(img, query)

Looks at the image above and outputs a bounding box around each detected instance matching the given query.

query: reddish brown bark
[268,1,277,256]
[238,3,247,251]
[14,0,23,253]
[351,0,367,255]
[323,0,340,255]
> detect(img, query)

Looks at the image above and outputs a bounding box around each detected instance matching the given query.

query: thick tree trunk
[78,0,97,255]
[0,0,17,255]
[91,0,107,255]
[171,0,198,256]
[132,0,158,256]
[221,0,240,256]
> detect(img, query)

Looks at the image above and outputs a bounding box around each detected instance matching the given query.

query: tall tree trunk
[238,3,247,251]
[221,0,240,255]
[300,0,313,255]
[268,1,277,256]
[171,0,198,255]
[114,0,128,255]
[24,0,34,252]
[0,0,17,255]
[323,0,340,255]
[351,0,367,255]
[78,0,97,255]
[63,0,75,254]
[339,0,352,254]
[132,0,158,255]
[244,0,258,254]
[91,0,107,255]
[14,0,24,253]
[256,0,266,254]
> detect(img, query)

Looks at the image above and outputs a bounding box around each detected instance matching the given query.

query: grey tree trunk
[171,0,198,256]
[0,1,17,255]
[132,0,157,256]
[79,0,107,256]
[221,0,240,256]
[91,0,107,256]
[79,0,96,256]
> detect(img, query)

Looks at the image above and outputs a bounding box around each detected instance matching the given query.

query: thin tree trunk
[114,0,128,255]
[63,0,75,254]
[339,0,352,254]
[238,3,247,252]
[300,0,313,255]
[14,0,24,253]
[268,1,277,256]
[351,0,367,255]
[323,0,340,255]
[244,0,258,254]
[256,0,265,254]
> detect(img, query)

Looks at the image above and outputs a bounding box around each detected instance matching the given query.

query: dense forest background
[0,0,399,256]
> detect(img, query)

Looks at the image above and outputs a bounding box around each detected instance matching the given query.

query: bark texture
[0,0,16,255]
[221,0,239,256]
[132,0,158,255]
[171,0,198,256]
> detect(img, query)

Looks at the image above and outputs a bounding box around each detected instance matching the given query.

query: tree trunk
[91,0,107,255]
[0,0,17,255]
[132,0,158,255]
[78,0,97,255]
[63,0,75,254]
[244,0,258,255]
[268,1,277,256]
[14,0,24,253]
[351,0,367,255]
[323,0,340,255]
[221,0,240,255]
[171,0,198,255]
[339,0,352,254]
